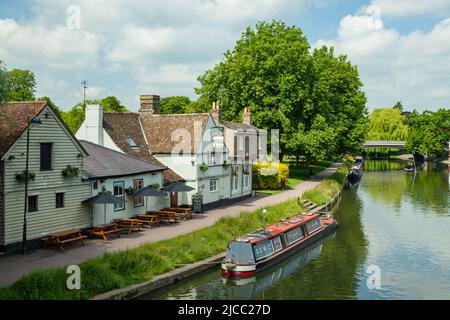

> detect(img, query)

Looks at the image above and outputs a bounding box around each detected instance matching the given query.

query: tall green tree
[6,69,36,101]
[160,96,191,114]
[196,20,313,155]
[196,21,367,160]
[0,61,9,104]
[406,109,450,158]
[61,96,129,133]
[284,115,336,174]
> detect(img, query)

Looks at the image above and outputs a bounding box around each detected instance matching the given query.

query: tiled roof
[220,120,266,132]
[80,140,166,179]
[0,101,48,159]
[139,113,210,154]
[102,112,185,183]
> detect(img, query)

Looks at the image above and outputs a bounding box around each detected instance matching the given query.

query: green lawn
[256,160,334,195]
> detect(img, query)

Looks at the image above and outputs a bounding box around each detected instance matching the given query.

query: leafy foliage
[61,96,129,133]
[367,108,408,141]
[6,69,36,101]
[196,21,368,162]
[406,109,450,158]
[0,61,9,104]
[252,162,289,189]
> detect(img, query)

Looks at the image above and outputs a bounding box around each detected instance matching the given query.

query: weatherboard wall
[2,106,90,246]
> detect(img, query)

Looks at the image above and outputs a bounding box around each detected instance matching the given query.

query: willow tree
[367,108,408,141]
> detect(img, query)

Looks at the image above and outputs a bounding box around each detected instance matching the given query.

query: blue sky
[1,0,450,112]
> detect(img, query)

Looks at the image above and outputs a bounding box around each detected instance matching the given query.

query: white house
[80,140,166,225]
[211,102,267,198]
[76,96,267,210]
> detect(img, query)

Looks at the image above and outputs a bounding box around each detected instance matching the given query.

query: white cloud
[316,5,450,110]
[0,0,309,110]
[372,0,450,17]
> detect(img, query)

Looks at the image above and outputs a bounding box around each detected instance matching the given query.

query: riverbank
[0,163,347,300]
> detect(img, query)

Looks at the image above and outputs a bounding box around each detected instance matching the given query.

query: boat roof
[234,212,320,244]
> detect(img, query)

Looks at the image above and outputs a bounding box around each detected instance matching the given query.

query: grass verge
[300,162,349,206]
[0,163,346,300]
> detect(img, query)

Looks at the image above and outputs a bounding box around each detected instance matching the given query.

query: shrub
[252,162,289,190]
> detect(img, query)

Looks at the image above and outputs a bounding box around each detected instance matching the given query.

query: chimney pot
[140,95,160,114]
[243,107,252,125]
[211,101,221,124]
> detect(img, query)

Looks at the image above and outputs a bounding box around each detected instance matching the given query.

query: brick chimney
[243,107,252,125]
[140,95,160,114]
[211,101,221,124]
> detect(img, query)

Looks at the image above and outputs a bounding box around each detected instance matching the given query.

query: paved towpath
[0,162,342,288]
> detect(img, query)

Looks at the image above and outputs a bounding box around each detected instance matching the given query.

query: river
[141,160,450,300]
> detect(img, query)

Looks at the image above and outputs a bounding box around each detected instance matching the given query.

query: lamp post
[22,116,41,255]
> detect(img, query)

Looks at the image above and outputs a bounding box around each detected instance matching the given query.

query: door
[170,192,178,207]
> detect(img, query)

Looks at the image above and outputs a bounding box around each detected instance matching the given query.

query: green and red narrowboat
[221,211,337,278]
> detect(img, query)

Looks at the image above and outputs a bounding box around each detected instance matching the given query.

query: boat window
[272,237,283,252]
[253,240,274,261]
[284,227,304,245]
[225,241,255,263]
[305,218,321,234]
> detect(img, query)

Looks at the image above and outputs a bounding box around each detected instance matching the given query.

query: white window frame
[232,175,240,192]
[210,179,218,193]
[113,181,125,211]
[239,135,244,151]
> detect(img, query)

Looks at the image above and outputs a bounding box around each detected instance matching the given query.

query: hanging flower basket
[222,161,231,169]
[62,165,80,178]
[199,164,209,172]
[243,169,250,175]
[148,183,161,190]
[15,171,35,182]
[125,186,135,195]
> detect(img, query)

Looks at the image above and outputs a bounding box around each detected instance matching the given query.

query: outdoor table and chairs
[134,214,160,228]
[112,218,143,234]
[41,229,88,251]
[146,210,178,224]
[88,223,124,240]
[163,207,194,220]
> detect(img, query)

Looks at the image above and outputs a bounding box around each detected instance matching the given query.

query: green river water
[141,160,450,300]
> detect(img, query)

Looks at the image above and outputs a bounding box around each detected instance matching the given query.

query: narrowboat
[221,211,337,278]
[348,156,364,182]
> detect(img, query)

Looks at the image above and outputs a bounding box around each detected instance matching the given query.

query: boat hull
[221,221,337,278]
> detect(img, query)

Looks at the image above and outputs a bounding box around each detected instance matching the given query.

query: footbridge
[363,140,406,149]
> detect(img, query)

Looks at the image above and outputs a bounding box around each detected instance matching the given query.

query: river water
[141,160,450,300]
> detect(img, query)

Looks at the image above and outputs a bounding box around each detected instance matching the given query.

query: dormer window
[124,137,139,149]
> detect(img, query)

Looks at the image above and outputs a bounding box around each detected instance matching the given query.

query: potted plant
[148,183,160,190]
[199,163,209,172]
[222,160,231,169]
[15,171,35,182]
[62,165,80,178]
[125,186,135,195]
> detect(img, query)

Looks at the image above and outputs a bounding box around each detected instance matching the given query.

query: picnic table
[42,229,87,251]
[135,214,160,228]
[112,218,143,234]
[163,207,194,220]
[146,210,178,224]
[88,223,124,240]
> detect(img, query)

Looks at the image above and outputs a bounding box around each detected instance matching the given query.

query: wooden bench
[163,207,194,220]
[88,224,124,240]
[146,210,178,224]
[113,218,143,234]
[135,214,160,228]
[42,229,87,251]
